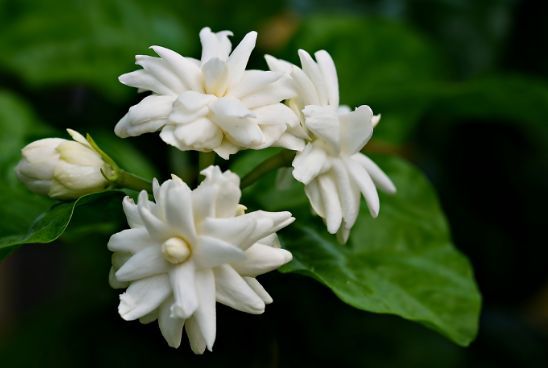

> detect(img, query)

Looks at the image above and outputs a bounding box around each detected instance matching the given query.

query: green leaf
[0,0,193,99]
[243,153,481,346]
[0,190,129,260]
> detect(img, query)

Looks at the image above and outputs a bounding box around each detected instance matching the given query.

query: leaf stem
[114,169,152,192]
[240,150,296,189]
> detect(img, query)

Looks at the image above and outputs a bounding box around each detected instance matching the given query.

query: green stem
[240,150,296,189]
[199,152,216,171]
[115,169,152,192]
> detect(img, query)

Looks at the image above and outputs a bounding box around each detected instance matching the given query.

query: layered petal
[214,265,265,314]
[232,243,293,277]
[118,274,171,321]
[115,95,175,138]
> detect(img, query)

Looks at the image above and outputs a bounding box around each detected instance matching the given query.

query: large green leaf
[0,0,192,99]
[242,154,481,346]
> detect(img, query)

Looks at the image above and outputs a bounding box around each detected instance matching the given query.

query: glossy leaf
[243,154,481,346]
[0,190,130,260]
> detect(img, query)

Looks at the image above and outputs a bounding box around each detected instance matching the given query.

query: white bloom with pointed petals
[267,50,395,242]
[115,27,303,159]
[15,129,110,199]
[108,166,294,353]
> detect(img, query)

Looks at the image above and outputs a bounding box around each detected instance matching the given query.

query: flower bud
[15,129,110,199]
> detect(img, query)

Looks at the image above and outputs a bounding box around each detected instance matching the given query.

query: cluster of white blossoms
[116,28,395,241]
[16,27,396,354]
[267,51,396,242]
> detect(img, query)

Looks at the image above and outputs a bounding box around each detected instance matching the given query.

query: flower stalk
[240,150,296,189]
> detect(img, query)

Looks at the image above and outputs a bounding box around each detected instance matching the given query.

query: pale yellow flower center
[161,237,191,264]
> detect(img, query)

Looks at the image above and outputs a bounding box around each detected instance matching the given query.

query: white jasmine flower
[267,50,395,242]
[115,27,303,159]
[15,129,110,199]
[108,166,294,353]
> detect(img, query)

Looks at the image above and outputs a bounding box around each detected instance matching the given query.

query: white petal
[210,97,264,147]
[345,158,380,217]
[290,65,320,106]
[274,132,306,151]
[315,50,339,106]
[118,274,170,321]
[115,246,169,282]
[192,181,217,221]
[202,57,229,96]
[304,179,324,217]
[230,70,281,99]
[150,45,202,91]
[372,114,381,127]
[193,269,216,351]
[213,139,240,159]
[298,49,328,105]
[51,162,106,193]
[331,158,360,230]
[318,174,343,234]
[239,76,296,109]
[122,196,143,228]
[169,261,198,319]
[292,143,329,185]
[185,316,207,354]
[227,31,257,87]
[16,158,56,181]
[194,236,246,268]
[200,216,256,247]
[115,95,175,138]
[158,297,185,348]
[235,211,294,250]
[351,153,396,194]
[252,102,299,127]
[244,277,273,304]
[56,141,102,166]
[135,55,185,94]
[265,54,294,74]
[200,27,233,63]
[232,243,293,277]
[169,92,214,125]
[214,265,265,314]
[107,228,154,254]
[303,105,340,152]
[119,69,174,96]
[138,205,172,241]
[339,105,373,155]
[164,179,197,242]
[172,118,223,150]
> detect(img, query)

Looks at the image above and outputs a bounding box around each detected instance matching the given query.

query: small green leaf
[0,190,129,260]
[242,153,481,346]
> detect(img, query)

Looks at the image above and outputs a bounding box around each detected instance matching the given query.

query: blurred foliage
[0,0,547,366]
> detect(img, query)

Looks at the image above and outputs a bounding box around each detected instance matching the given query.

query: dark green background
[0,0,547,366]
